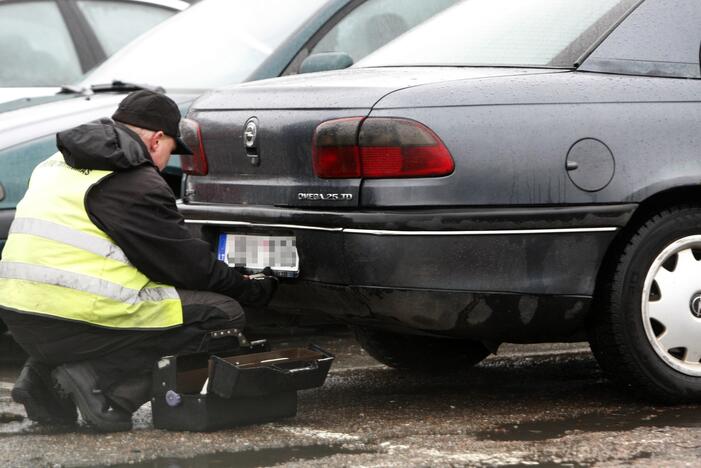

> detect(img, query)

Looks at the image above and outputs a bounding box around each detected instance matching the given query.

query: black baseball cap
[112,90,192,155]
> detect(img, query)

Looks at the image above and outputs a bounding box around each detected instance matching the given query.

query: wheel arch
[592,185,701,308]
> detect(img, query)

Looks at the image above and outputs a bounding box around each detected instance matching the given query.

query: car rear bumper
[268,281,591,343]
[179,202,636,340]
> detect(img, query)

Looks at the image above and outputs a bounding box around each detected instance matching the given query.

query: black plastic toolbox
[151,340,334,432]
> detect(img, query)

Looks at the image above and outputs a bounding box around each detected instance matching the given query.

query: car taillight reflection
[312,117,454,179]
[179,118,208,176]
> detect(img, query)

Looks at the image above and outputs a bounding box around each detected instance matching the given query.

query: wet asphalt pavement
[1,329,701,468]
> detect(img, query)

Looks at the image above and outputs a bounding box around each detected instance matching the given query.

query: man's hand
[236,268,278,308]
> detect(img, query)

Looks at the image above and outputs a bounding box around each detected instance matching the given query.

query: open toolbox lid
[154,343,334,400]
[209,345,334,398]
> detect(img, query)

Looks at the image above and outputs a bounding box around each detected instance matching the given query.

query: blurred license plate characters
[218,234,299,278]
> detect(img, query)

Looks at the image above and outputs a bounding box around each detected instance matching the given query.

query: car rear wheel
[353,327,490,371]
[0,320,5,334]
[590,205,701,402]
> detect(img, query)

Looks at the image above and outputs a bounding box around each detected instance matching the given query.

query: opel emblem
[244,118,258,149]
[690,294,701,318]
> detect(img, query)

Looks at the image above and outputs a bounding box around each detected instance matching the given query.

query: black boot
[52,363,132,433]
[11,358,77,425]
[106,372,153,414]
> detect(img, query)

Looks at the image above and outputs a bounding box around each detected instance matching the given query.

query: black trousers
[1,290,245,411]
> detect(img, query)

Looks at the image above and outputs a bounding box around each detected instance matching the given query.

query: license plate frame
[217,233,299,278]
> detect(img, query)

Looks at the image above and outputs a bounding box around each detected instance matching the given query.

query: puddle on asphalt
[480,406,701,441]
[0,412,23,423]
[104,445,373,468]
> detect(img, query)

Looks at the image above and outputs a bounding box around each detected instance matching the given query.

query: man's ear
[149,130,165,151]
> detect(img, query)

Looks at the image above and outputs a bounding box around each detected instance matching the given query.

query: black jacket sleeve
[85,166,247,297]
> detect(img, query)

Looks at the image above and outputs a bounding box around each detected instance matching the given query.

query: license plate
[217,233,299,277]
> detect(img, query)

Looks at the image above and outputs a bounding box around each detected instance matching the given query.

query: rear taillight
[312,117,454,179]
[312,117,363,178]
[179,118,208,176]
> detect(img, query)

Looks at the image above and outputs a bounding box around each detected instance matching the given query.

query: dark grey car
[179,0,701,401]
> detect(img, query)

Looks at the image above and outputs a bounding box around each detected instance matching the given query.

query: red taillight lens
[312,117,363,178]
[312,117,454,179]
[179,118,208,176]
[359,118,454,178]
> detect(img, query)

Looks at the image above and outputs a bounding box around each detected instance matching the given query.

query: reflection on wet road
[1,330,701,467]
[480,406,701,442]
[109,445,376,468]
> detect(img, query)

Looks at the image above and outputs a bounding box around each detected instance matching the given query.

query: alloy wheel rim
[642,235,701,376]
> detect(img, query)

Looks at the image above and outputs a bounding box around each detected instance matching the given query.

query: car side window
[0,136,57,210]
[0,1,83,86]
[310,0,459,64]
[76,0,176,56]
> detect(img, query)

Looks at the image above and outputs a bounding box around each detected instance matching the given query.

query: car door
[0,135,57,256]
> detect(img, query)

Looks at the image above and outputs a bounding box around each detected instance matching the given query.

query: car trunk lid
[184,67,556,208]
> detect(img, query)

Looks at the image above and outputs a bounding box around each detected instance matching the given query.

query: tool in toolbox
[151,328,334,431]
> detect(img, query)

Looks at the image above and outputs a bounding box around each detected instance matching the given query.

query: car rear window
[358,0,642,69]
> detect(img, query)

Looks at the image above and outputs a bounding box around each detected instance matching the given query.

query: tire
[353,327,490,371]
[589,205,701,402]
[0,319,6,335]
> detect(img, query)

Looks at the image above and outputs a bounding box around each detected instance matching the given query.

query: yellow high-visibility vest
[0,153,182,329]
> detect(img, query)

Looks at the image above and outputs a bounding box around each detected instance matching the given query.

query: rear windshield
[358,0,642,68]
[80,0,326,90]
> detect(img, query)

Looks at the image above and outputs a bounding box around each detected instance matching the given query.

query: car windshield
[358,0,641,68]
[80,0,327,90]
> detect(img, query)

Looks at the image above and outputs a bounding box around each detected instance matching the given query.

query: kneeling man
[0,91,277,432]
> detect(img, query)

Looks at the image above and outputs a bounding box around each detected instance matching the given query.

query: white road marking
[274,426,361,442]
[382,443,536,465]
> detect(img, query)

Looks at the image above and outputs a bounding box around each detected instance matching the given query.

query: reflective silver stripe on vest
[0,262,179,305]
[10,218,131,265]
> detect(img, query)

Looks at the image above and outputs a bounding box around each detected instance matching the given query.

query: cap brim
[173,136,192,155]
